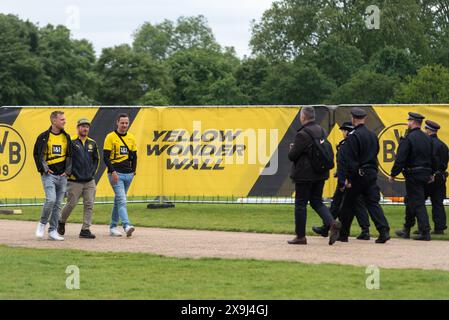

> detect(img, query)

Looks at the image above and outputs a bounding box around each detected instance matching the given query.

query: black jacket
[339,124,379,183]
[391,127,434,177]
[33,127,72,175]
[69,137,100,183]
[288,121,330,182]
[430,134,449,174]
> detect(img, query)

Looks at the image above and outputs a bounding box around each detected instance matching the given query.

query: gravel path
[1,219,449,271]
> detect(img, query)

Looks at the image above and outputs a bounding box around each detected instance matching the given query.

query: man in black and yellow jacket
[33,111,72,241]
[58,118,99,239]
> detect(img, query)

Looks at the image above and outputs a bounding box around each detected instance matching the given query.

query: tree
[250,0,435,62]
[312,37,365,85]
[38,25,99,104]
[235,57,271,104]
[393,65,449,103]
[138,89,170,106]
[328,69,399,104]
[64,92,97,106]
[96,44,173,105]
[168,48,246,105]
[368,46,418,80]
[133,15,220,60]
[260,60,336,105]
[0,14,52,105]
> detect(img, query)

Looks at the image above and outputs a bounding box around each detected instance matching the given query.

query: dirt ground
[1,219,449,271]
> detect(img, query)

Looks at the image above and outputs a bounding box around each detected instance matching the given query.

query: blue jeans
[108,173,134,229]
[40,174,67,232]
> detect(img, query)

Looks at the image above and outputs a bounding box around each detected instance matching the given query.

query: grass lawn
[1,245,448,300]
[1,203,448,240]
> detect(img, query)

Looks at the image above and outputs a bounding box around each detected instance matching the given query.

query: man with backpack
[338,108,390,243]
[287,106,341,245]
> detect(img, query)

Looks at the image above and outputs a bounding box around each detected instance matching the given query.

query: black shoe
[329,221,342,246]
[337,236,349,242]
[57,222,65,236]
[356,231,371,241]
[432,229,445,235]
[287,236,307,245]
[395,228,410,239]
[413,232,431,241]
[312,225,329,237]
[79,229,96,239]
[375,232,390,244]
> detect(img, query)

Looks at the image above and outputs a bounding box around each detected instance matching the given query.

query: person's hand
[47,169,54,175]
[389,176,395,183]
[344,179,352,189]
[289,143,294,150]
[428,175,435,184]
[60,172,67,177]
[112,171,119,184]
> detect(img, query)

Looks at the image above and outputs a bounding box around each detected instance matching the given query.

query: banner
[1,105,448,200]
[0,106,333,199]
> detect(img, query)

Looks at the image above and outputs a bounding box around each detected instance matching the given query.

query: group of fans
[33,111,137,241]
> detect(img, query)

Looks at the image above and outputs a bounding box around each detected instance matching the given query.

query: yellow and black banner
[0,105,448,200]
[0,106,331,198]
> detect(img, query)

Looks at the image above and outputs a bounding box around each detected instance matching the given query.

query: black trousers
[330,187,370,231]
[404,174,431,232]
[295,181,334,238]
[426,174,447,231]
[340,173,390,238]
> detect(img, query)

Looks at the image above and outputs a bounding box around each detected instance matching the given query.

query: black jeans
[340,173,390,238]
[426,174,447,231]
[404,174,431,232]
[295,181,334,238]
[330,187,370,231]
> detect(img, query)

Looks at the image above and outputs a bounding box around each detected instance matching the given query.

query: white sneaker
[48,230,64,241]
[124,225,135,237]
[110,227,123,237]
[35,222,46,239]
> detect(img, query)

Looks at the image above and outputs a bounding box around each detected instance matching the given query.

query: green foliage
[96,44,173,105]
[329,69,399,104]
[133,15,220,60]
[168,48,246,105]
[393,65,449,103]
[0,14,52,105]
[260,60,336,105]
[138,89,170,106]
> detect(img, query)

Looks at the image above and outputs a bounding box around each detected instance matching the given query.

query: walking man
[391,113,434,241]
[424,120,448,235]
[313,122,371,240]
[287,106,341,245]
[33,111,72,241]
[58,118,99,239]
[338,108,390,243]
[103,113,137,237]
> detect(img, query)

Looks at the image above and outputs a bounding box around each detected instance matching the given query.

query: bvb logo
[378,124,408,181]
[0,125,26,181]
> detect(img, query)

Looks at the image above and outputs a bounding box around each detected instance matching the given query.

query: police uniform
[339,108,390,243]
[391,112,433,240]
[425,120,448,233]
[313,122,371,239]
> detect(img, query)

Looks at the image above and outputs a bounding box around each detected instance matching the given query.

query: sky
[0,0,275,57]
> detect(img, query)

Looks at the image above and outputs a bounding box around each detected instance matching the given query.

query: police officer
[338,108,390,243]
[312,122,371,240]
[391,113,434,241]
[424,120,448,234]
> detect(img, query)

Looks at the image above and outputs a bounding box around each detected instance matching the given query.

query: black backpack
[303,127,335,173]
